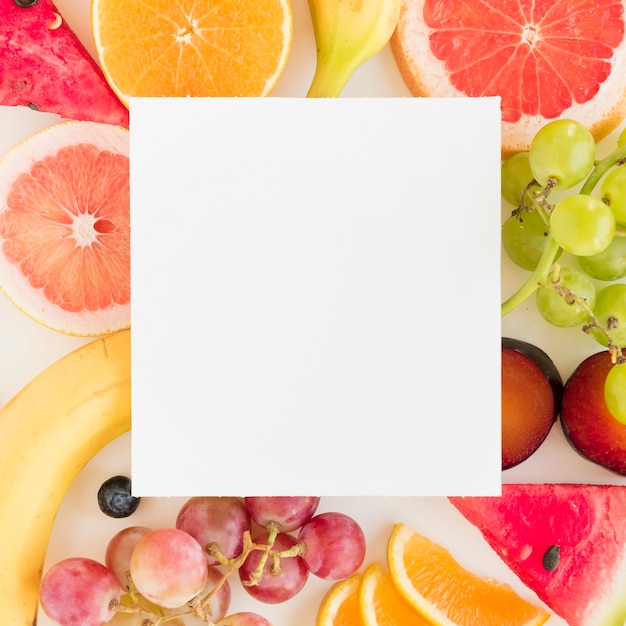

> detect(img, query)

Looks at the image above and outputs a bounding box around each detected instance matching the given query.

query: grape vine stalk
[501,119,626,368]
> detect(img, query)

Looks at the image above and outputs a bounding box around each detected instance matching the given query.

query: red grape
[244,496,320,531]
[39,557,120,626]
[216,613,272,626]
[105,525,151,590]
[129,527,208,608]
[176,496,251,565]
[298,512,365,580]
[238,531,308,603]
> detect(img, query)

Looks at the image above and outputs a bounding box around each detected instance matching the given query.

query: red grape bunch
[39,495,366,626]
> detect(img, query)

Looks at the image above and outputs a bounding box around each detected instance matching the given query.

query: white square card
[130,97,501,497]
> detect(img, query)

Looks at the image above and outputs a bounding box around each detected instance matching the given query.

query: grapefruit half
[0,121,129,336]
[391,0,626,155]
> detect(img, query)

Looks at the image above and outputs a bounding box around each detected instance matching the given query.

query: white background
[0,0,624,624]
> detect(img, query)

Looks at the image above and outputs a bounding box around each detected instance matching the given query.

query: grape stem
[114,527,308,625]
[242,521,280,585]
[501,234,561,314]
[502,142,626,317]
[579,144,626,195]
[541,265,625,364]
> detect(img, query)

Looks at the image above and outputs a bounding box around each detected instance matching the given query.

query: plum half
[501,338,563,470]
[560,350,626,475]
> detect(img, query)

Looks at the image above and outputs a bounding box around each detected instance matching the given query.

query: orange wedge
[387,523,550,626]
[91,0,293,105]
[316,572,363,626]
[359,562,432,625]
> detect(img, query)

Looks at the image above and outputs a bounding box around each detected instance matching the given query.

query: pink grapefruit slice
[391,0,626,155]
[0,120,129,336]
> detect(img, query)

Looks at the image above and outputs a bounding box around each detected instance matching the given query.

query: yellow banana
[0,329,131,626]
[306,0,402,97]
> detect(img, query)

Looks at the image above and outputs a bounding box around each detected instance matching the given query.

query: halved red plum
[501,338,563,470]
[560,349,626,475]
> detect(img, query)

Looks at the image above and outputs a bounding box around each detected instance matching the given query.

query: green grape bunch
[501,118,626,417]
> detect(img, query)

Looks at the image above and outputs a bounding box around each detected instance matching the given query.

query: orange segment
[387,523,550,626]
[359,562,432,625]
[316,572,363,626]
[91,0,293,105]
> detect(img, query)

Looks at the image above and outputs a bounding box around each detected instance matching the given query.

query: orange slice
[359,562,432,625]
[391,0,626,156]
[316,572,363,626]
[387,523,550,626]
[91,0,293,106]
[0,120,129,336]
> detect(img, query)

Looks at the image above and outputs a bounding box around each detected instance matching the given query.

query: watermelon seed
[47,12,62,29]
[13,0,41,7]
[542,545,560,571]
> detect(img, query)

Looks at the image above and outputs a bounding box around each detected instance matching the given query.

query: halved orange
[91,0,293,105]
[359,562,432,625]
[387,523,550,626]
[316,572,363,626]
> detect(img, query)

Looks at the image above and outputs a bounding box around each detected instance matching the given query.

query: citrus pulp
[91,0,293,105]
[359,561,431,625]
[391,0,626,155]
[0,120,130,336]
[387,522,551,625]
[316,573,363,626]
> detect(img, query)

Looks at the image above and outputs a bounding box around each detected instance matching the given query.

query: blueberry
[97,475,140,518]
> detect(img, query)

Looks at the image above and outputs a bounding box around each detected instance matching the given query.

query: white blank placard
[130,97,502,497]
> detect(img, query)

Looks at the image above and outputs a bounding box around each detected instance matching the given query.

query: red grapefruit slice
[391,0,626,155]
[0,121,129,336]
[0,0,128,126]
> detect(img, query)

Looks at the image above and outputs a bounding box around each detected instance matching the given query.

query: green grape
[604,361,626,424]
[529,119,596,190]
[578,235,626,281]
[590,283,626,347]
[600,165,626,224]
[550,194,615,256]
[501,152,540,206]
[618,127,626,148]
[502,209,557,271]
[535,267,596,327]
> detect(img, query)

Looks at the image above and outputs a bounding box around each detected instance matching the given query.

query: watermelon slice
[449,484,626,626]
[0,0,128,126]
